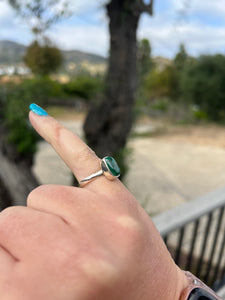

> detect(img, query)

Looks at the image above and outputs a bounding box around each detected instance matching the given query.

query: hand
[0,110,188,300]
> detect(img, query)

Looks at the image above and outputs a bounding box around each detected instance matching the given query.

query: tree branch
[139,0,154,15]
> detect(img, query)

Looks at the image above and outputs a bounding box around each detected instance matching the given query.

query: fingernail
[29,103,48,116]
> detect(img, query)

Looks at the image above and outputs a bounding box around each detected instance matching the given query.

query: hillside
[63,50,106,64]
[0,40,170,76]
[0,40,106,65]
[0,40,26,64]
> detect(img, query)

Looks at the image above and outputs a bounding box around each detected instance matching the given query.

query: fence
[152,186,225,292]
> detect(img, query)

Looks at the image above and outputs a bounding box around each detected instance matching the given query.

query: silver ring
[79,156,120,186]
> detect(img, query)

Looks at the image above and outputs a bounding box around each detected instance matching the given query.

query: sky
[0,0,225,59]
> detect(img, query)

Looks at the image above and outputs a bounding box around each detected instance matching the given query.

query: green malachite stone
[105,156,120,177]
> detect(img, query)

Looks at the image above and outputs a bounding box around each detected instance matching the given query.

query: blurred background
[0,0,225,289]
[1,0,225,293]
[1,0,225,213]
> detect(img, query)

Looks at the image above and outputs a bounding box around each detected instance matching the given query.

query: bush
[63,75,104,101]
[191,105,208,121]
[151,98,169,112]
[24,41,63,75]
[142,66,177,101]
[1,77,60,155]
[0,74,104,156]
[180,54,225,121]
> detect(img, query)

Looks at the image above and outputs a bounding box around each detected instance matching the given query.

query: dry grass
[48,108,225,149]
[155,124,225,148]
[136,114,225,149]
[47,106,86,121]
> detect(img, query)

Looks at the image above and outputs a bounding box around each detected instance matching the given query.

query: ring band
[79,156,120,186]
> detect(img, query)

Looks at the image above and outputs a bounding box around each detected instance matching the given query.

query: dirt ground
[124,120,225,215]
[48,107,225,148]
[154,123,225,148]
[32,112,225,216]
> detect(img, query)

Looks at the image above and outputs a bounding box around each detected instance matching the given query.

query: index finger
[29,104,120,190]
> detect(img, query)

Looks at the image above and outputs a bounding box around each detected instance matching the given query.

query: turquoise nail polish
[29,103,48,116]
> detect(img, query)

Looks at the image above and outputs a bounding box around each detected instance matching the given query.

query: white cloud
[138,0,225,58]
[1,0,225,59]
[171,0,225,18]
[0,1,32,44]
[138,20,225,58]
[0,1,14,23]
[50,24,109,56]
[0,0,108,53]
[193,1,225,15]
[71,0,107,15]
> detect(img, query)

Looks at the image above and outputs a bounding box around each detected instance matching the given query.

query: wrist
[174,267,190,300]
[179,271,222,300]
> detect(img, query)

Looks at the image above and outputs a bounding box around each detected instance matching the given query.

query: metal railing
[152,187,225,292]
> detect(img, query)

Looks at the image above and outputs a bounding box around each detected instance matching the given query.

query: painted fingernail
[29,103,48,116]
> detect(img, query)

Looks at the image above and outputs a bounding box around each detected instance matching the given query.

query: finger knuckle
[77,146,95,162]
[48,122,65,146]
[0,206,26,234]
[116,215,144,245]
[27,185,48,204]
[0,206,23,218]
[73,146,99,171]
[81,257,117,285]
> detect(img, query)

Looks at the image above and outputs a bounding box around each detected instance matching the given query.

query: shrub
[63,75,104,101]
[24,41,63,75]
[143,66,177,101]
[0,74,104,157]
[1,77,59,155]
[180,54,225,122]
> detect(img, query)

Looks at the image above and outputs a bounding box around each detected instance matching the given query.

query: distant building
[0,64,30,76]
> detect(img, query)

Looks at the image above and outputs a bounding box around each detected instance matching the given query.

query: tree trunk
[0,177,13,211]
[0,100,39,211]
[84,0,141,158]
[0,149,39,209]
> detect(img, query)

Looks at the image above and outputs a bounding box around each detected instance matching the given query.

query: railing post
[152,187,225,291]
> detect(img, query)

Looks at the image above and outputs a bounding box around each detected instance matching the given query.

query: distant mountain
[63,50,106,65]
[0,40,106,65]
[0,40,170,76]
[0,40,26,64]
